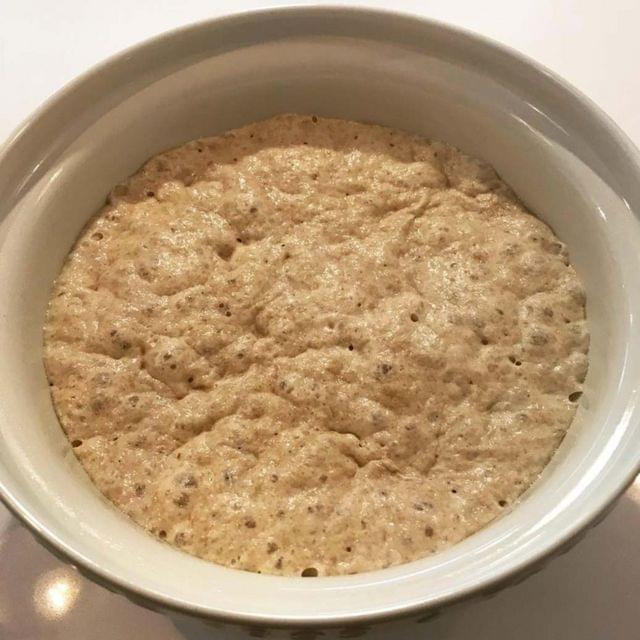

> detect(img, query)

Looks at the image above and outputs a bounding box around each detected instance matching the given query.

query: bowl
[0,6,639,633]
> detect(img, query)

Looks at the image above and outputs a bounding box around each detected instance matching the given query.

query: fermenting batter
[43,115,589,576]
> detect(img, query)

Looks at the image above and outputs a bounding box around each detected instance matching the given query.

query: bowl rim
[1,4,640,627]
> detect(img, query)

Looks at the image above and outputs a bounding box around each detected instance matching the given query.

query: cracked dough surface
[43,114,589,576]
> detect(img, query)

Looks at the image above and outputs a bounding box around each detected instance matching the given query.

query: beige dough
[43,115,589,576]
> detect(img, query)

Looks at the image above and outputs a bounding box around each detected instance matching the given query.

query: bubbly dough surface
[43,115,589,576]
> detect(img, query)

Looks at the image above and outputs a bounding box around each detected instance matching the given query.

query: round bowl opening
[0,7,639,626]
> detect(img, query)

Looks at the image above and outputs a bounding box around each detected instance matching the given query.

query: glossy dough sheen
[43,115,589,576]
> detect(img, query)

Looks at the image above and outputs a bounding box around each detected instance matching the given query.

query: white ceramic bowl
[1,6,639,633]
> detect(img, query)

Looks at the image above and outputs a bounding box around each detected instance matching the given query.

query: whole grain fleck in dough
[43,114,589,576]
